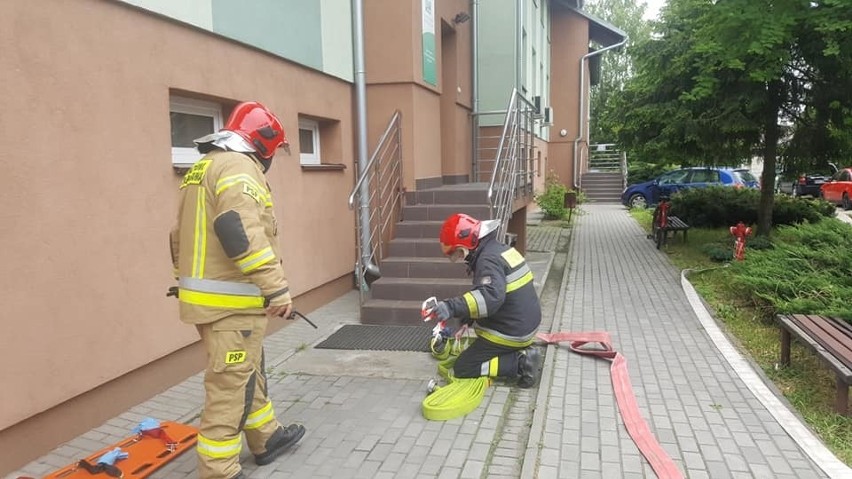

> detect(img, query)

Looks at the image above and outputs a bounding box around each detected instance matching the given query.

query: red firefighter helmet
[439,213,482,257]
[223,101,288,160]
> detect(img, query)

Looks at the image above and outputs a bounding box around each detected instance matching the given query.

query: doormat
[314,324,434,352]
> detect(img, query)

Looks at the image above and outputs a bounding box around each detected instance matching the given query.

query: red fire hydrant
[729,222,752,261]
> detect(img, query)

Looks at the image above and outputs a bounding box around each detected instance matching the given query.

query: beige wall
[0,0,355,435]
[364,0,472,189]
[549,7,589,189]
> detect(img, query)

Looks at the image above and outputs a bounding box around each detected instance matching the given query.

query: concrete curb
[519,241,572,479]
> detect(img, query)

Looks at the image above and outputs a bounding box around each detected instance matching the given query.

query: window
[658,169,690,185]
[170,96,222,168]
[690,169,720,184]
[298,119,321,165]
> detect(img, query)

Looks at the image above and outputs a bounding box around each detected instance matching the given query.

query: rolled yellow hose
[423,337,490,421]
[422,376,490,421]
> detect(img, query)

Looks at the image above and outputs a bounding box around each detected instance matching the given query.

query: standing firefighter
[170,101,305,479]
[428,214,543,387]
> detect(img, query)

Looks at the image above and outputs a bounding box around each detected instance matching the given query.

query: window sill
[301,163,347,172]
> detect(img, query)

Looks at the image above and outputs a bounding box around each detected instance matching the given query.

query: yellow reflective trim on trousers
[506,271,533,293]
[463,292,479,319]
[192,187,207,278]
[197,433,242,459]
[488,357,499,377]
[237,247,275,273]
[179,289,264,309]
[476,329,535,348]
[244,401,275,430]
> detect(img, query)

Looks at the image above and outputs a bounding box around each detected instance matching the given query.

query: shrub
[535,171,575,219]
[669,186,834,228]
[729,220,852,321]
[626,162,675,185]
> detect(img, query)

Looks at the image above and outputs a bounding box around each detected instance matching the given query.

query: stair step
[381,256,467,278]
[388,238,444,257]
[403,204,492,221]
[393,221,444,239]
[359,299,422,325]
[581,179,623,186]
[406,188,489,205]
[370,277,471,301]
[582,172,622,178]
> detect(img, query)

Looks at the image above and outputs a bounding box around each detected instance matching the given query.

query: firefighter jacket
[170,150,291,324]
[446,234,541,348]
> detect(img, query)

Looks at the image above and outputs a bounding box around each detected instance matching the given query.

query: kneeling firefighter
[170,101,304,479]
[428,214,543,387]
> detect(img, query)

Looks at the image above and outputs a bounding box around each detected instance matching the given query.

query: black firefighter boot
[254,423,307,466]
[517,347,543,388]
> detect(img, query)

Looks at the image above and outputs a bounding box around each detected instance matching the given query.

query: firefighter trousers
[195,314,282,479]
[452,337,523,379]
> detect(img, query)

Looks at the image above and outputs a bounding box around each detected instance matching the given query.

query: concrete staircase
[581,172,624,203]
[360,183,491,325]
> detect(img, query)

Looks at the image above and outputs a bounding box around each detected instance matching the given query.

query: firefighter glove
[97,448,129,466]
[132,417,161,434]
[434,301,453,322]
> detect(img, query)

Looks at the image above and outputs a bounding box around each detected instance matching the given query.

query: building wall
[364,0,472,189]
[0,0,355,435]
[549,6,589,189]
[119,0,354,81]
[478,0,516,123]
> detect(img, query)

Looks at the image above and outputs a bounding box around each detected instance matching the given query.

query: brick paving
[8,204,843,479]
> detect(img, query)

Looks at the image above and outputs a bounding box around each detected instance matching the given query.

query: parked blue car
[621,167,759,208]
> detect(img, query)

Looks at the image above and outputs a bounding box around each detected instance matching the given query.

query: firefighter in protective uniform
[169,101,304,479]
[429,213,543,387]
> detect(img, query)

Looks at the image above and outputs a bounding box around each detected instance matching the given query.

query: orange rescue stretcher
[36,421,197,479]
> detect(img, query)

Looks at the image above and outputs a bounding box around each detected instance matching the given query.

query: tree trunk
[757,80,783,237]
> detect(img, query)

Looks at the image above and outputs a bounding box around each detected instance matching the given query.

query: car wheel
[629,194,647,209]
[843,193,851,210]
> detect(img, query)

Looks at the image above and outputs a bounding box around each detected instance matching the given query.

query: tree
[583,0,653,144]
[618,0,852,236]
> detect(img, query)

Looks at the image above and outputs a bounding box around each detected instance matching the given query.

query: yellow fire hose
[421,336,491,421]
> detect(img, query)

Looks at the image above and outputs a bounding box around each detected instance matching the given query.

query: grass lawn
[630,208,852,466]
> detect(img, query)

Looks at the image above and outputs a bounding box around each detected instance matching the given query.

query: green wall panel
[212,0,323,71]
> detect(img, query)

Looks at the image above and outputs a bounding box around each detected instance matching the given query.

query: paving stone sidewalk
[9,204,841,479]
[522,204,828,479]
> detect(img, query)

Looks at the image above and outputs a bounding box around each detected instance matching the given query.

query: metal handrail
[347,110,403,302]
[487,89,519,205]
[481,88,537,243]
[348,110,402,208]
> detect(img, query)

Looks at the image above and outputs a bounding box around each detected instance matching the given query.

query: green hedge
[669,187,835,228]
[626,162,675,185]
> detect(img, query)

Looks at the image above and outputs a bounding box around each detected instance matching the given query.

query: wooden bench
[650,207,690,249]
[776,314,852,415]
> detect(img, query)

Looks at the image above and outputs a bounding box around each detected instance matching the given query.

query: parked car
[820,167,852,209]
[621,167,758,208]
[791,163,838,197]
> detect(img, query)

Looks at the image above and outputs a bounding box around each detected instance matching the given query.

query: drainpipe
[471,0,479,180]
[352,0,380,281]
[515,0,522,90]
[571,36,627,188]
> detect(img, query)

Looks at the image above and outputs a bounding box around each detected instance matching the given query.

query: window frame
[298,118,322,165]
[170,96,223,168]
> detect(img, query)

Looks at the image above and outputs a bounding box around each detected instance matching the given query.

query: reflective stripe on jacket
[170,150,290,324]
[447,234,542,346]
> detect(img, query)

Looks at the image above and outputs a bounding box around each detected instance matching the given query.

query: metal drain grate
[314,325,433,352]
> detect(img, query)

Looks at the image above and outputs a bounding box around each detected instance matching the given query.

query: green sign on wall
[422,0,436,86]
